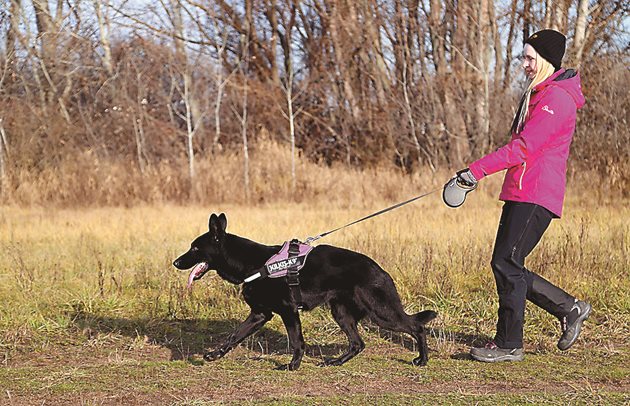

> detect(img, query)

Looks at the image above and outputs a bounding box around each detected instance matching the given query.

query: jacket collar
[533,68,566,92]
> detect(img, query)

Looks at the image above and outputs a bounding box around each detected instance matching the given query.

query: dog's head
[173,213,227,288]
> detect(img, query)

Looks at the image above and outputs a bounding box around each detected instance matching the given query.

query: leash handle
[306,188,439,243]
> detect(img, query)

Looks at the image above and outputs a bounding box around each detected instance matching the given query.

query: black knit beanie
[524,29,566,70]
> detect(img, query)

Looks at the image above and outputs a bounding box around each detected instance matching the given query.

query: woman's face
[522,44,538,79]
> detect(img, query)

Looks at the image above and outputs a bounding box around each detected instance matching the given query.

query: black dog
[173,213,437,370]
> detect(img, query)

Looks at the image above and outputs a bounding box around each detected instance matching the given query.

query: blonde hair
[512,52,557,133]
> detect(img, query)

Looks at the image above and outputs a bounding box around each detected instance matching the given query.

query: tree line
[0,0,628,200]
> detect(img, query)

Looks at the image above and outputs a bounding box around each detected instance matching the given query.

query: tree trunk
[32,0,55,60]
[286,63,296,193]
[241,75,250,202]
[5,0,22,63]
[363,0,389,106]
[473,0,491,152]
[0,119,7,192]
[551,0,566,32]
[325,0,361,121]
[522,0,531,41]
[266,0,280,85]
[94,0,114,76]
[32,0,56,104]
[240,23,251,201]
[426,0,446,75]
[171,0,196,186]
[210,15,228,153]
[571,0,590,67]
[503,0,518,88]
[543,0,552,28]
[489,0,503,90]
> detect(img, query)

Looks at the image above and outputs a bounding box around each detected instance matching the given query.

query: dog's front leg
[278,309,305,371]
[204,310,273,362]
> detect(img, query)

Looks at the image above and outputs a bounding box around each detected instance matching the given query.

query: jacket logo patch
[542,105,554,115]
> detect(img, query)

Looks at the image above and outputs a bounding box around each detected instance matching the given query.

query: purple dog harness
[243,239,313,309]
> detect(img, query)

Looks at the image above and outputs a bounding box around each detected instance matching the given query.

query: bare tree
[276,0,299,192]
[322,0,361,121]
[233,32,251,202]
[522,0,531,41]
[168,0,206,191]
[551,0,566,32]
[0,118,8,192]
[570,0,590,67]
[94,0,114,76]
[212,27,229,153]
[543,0,552,28]
[503,0,519,88]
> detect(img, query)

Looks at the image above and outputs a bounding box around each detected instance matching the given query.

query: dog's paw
[276,362,300,371]
[203,349,225,362]
[412,356,427,367]
[275,364,291,371]
[320,357,344,367]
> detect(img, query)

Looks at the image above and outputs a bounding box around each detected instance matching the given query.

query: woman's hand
[456,168,478,188]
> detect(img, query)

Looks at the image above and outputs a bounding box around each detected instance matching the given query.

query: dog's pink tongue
[187,263,206,289]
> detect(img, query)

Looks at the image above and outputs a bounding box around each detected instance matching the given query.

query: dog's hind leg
[358,274,436,366]
[278,309,305,371]
[368,307,430,366]
[204,309,273,362]
[410,310,437,366]
[323,300,365,367]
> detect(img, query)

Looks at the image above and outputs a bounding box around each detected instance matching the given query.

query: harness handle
[305,188,439,244]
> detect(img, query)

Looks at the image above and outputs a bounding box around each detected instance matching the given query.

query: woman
[454,29,591,362]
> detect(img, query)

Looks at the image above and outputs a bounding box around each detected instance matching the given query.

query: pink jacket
[469,69,585,217]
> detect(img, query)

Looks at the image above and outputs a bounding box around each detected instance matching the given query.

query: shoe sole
[470,353,524,363]
[558,303,592,351]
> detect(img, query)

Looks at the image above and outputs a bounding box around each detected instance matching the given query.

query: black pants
[491,201,575,349]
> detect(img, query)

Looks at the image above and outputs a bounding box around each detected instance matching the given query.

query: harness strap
[286,239,303,310]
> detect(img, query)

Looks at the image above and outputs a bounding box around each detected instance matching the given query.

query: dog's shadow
[71,312,350,362]
[71,313,488,364]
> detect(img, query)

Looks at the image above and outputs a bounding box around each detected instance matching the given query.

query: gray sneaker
[557,300,592,351]
[470,341,524,363]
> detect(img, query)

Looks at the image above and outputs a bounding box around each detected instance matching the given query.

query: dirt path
[3,340,628,405]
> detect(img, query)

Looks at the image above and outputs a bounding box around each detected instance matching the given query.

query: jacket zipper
[518,162,527,190]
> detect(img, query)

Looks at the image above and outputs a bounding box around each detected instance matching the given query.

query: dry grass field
[1,181,628,404]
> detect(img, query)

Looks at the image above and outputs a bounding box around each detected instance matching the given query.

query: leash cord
[305,188,440,244]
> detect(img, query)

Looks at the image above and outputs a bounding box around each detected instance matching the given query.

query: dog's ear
[217,213,227,231]
[208,213,217,231]
[208,213,226,241]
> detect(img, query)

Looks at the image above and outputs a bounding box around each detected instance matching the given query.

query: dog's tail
[414,310,438,325]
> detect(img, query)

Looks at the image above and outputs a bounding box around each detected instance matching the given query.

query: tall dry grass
[2,139,425,207]
[2,137,627,209]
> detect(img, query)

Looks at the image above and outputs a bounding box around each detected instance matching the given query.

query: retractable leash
[442,175,477,208]
[242,187,441,310]
[245,185,456,282]
[304,188,441,244]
